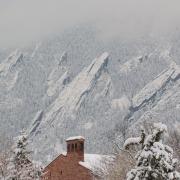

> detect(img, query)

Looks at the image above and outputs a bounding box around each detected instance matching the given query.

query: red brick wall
[41,154,93,180]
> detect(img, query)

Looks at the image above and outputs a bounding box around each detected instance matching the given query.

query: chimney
[66,136,85,161]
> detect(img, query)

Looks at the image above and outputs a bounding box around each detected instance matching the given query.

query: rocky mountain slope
[0,26,179,165]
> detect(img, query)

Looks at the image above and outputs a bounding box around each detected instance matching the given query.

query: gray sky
[0,0,180,48]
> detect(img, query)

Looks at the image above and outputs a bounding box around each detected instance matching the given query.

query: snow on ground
[47,71,70,97]
[119,55,147,74]
[54,142,64,155]
[79,154,114,175]
[84,122,93,130]
[0,71,19,91]
[171,62,180,80]
[176,104,180,109]
[111,95,131,111]
[153,122,167,132]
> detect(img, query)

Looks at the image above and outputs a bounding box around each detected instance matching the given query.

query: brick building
[41,136,112,180]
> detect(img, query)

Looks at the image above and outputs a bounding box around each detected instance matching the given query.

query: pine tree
[7,130,40,180]
[124,123,180,180]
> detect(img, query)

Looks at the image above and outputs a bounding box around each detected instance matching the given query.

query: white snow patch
[66,136,84,141]
[0,71,19,91]
[84,122,93,130]
[176,104,180,109]
[6,71,19,90]
[124,137,141,149]
[54,142,64,154]
[61,151,67,156]
[119,55,147,74]
[111,95,131,110]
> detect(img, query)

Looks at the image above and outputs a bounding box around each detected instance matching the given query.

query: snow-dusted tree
[0,151,10,180]
[0,136,12,179]
[7,130,40,180]
[124,123,180,180]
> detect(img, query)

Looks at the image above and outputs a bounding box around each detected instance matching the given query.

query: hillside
[0,26,180,165]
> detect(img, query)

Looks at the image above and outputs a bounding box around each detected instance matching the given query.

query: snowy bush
[124,122,180,180]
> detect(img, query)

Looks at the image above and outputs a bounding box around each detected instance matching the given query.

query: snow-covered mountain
[0,26,180,165]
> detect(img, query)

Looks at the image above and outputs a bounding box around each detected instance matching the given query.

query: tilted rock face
[47,52,70,97]
[0,50,23,91]
[121,62,180,137]
[45,52,109,120]
[132,63,180,108]
[0,50,25,137]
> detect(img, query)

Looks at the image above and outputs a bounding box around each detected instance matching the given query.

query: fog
[0,0,180,48]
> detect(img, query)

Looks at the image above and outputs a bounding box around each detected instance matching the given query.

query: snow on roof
[61,151,67,156]
[66,136,85,141]
[123,137,141,149]
[79,154,114,175]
